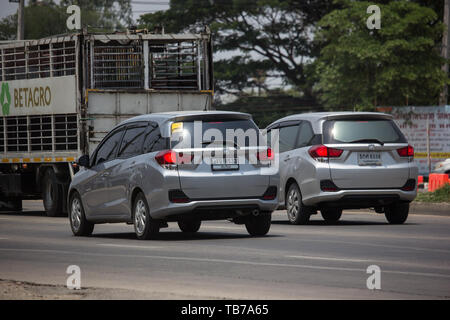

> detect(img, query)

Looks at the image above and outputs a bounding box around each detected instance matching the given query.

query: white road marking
[1,247,449,279]
[286,255,373,263]
[0,238,8,240]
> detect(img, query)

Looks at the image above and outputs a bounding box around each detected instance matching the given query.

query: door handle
[101,172,110,177]
[284,156,290,162]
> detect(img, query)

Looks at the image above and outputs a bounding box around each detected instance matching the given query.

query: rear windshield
[323,119,406,144]
[171,119,260,148]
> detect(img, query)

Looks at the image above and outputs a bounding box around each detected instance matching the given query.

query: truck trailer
[0,30,213,216]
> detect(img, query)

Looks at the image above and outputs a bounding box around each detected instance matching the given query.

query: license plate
[358,152,382,166]
[211,158,239,171]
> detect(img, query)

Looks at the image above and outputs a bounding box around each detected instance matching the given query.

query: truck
[0,29,213,216]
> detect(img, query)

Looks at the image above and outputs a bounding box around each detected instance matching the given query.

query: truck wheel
[245,213,271,236]
[133,193,160,240]
[384,202,409,224]
[178,220,201,233]
[42,169,64,217]
[321,208,342,223]
[69,192,94,236]
[286,183,310,225]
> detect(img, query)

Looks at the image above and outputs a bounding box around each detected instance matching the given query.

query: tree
[138,0,335,96]
[314,0,448,110]
[0,0,133,40]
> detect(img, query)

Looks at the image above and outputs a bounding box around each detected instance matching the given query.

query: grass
[415,183,450,203]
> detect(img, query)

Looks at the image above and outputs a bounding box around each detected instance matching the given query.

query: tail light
[257,148,274,161]
[309,145,343,159]
[397,145,414,158]
[155,150,194,166]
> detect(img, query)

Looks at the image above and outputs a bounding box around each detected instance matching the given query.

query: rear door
[323,118,410,189]
[82,127,125,217]
[108,123,148,215]
[174,118,270,199]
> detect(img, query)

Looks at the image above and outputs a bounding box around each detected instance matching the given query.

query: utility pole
[440,0,450,106]
[17,0,25,40]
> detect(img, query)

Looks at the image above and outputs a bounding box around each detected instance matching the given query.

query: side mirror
[77,155,90,168]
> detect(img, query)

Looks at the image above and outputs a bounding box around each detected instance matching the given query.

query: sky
[0,0,170,22]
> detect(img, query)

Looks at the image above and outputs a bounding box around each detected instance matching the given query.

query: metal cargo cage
[85,33,213,91]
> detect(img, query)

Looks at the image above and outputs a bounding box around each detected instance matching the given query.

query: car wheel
[42,169,64,217]
[286,183,310,225]
[69,192,94,236]
[178,220,201,233]
[321,208,342,223]
[245,212,271,236]
[384,202,409,224]
[133,193,159,240]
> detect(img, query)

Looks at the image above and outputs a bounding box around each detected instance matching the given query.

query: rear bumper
[303,188,416,208]
[150,197,278,221]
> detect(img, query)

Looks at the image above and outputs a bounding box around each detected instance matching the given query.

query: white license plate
[358,152,382,166]
[211,158,239,170]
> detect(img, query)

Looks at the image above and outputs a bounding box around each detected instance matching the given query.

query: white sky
[0,0,170,22]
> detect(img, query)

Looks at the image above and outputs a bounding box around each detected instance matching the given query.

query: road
[0,200,449,299]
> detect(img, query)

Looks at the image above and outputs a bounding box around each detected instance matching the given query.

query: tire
[286,183,310,225]
[133,193,159,240]
[69,192,94,236]
[245,213,271,236]
[321,208,342,223]
[178,220,201,233]
[42,169,64,217]
[384,202,409,224]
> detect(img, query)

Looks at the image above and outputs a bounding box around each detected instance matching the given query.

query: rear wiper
[348,139,384,146]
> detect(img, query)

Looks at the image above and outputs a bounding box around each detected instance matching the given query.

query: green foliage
[0,0,133,40]
[416,184,450,203]
[314,0,448,111]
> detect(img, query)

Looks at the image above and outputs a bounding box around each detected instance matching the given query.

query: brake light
[257,148,274,161]
[156,150,194,166]
[309,145,343,159]
[397,145,414,158]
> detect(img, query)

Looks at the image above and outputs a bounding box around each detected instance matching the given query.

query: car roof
[268,112,393,128]
[118,110,252,126]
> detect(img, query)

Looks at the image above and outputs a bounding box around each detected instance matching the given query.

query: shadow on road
[0,211,64,218]
[91,231,283,241]
[271,220,418,226]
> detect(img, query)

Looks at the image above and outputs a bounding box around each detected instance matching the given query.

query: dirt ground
[0,279,200,300]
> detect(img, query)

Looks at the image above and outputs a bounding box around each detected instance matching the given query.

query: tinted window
[94,129,124,165]
[323,119,406,144]
[143,123,166,153]
[171,119,260,148]
[296,122,314,148]
[118,126,146,158]
[279,125,299,153]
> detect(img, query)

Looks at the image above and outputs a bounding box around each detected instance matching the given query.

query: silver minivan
[267,112,418,225]
[68,111,279,239]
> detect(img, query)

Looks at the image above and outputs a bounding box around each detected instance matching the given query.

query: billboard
[0,75,77,116]
[378,106,450,175]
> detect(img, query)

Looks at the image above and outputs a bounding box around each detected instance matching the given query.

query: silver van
[68,111,279,239]
[267,112,418,225]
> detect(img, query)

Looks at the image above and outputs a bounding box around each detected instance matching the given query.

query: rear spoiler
[324,113,393,121]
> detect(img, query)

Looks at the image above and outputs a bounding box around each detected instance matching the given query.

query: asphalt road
[0,200,449,299]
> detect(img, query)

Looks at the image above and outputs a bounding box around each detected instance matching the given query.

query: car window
[94,129,124,166]
[143,123,166,153]
[117,126,146,158]
[279,125,299,153]
[296,121,314,148]
[323,119,407,144]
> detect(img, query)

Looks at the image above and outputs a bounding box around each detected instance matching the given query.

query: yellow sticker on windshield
[171,122,183,133]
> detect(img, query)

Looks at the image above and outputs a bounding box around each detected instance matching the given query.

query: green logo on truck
[0,82,11,116]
